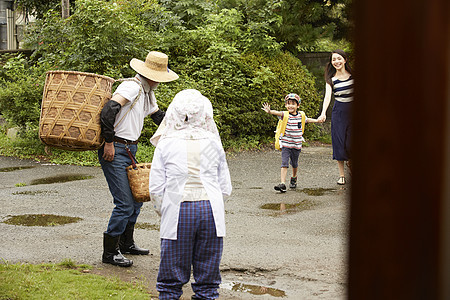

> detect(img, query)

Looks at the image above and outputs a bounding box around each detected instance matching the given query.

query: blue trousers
[157,201,223,300]
[98,142,142,237]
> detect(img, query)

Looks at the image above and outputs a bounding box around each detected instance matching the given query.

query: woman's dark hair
[324,49,352,86]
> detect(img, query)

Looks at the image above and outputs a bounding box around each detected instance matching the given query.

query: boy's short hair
[285,93,301,105]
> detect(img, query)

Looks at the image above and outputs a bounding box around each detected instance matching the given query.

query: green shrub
[143,50,323,149]
[238,52,321,138]
[0,55,48,130]
[148,9,322,147]
[0,129,47,160]
[0,1,327,161]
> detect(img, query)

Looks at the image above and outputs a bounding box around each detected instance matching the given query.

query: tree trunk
[62,0,70,19]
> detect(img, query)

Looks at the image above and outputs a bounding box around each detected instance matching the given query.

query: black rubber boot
[119,223,149,255]
[102,233,133,267]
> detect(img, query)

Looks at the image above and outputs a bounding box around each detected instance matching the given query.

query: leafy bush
[143,50,323,148]
[237,52,321,142]
[0,129,47,160]
[146,9,322,146]
[0,55,48,129]
[0,0,327,161]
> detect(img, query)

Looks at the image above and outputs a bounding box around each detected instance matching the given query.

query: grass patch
[0,260,152,299]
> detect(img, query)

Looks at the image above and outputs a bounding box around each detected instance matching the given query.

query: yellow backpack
[274,111,306,150]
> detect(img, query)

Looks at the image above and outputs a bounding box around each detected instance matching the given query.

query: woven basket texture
[39,70,115,151]
[127,163,152,202]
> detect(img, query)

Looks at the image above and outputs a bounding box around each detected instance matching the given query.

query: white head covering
[150,89,221,146]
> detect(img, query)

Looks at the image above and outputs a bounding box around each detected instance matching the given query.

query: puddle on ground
[260,199,316,214]
[0,166,35,172]
[135,222,160,231]
[301,188,338,196]
[2,214,82,226]
[221,282,286,297]
[29,174,94,185]
[12,190,58,196]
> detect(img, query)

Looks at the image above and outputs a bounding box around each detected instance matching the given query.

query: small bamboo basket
[39,70,115,151]
[126,163,152,202]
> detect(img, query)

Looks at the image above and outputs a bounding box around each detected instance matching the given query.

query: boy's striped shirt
[280,112,304,150]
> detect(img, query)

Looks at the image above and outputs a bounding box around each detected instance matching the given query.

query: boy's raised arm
[261,102,283,116]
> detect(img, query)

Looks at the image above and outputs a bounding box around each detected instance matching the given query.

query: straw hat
[130,51,179,82]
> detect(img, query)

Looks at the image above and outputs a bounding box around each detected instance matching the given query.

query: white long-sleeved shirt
[148,137,232,240]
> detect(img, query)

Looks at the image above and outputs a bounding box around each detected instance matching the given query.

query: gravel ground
[0,145,349,299]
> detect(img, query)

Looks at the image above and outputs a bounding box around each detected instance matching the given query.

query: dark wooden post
[349,0,450,299]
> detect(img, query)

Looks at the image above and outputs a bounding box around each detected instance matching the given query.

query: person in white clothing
[148,89,232,300]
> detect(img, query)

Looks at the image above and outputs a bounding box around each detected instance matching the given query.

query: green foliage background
[0,0,350,160]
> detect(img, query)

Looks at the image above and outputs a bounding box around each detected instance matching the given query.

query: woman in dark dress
[318,49,353,185]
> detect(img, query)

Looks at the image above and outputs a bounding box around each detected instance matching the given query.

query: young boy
[262,93,319,192]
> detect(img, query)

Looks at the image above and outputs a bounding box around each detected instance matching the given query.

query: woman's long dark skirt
[331,100,352,161]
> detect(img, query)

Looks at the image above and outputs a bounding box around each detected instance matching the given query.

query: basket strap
[114,78,144,129]
[125,144,138,169]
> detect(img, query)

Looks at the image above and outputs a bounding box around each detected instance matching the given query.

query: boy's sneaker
[274,183,287,193]
[289,177,297,189]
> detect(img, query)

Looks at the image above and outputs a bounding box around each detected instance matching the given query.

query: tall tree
[15,0,69,19]
[61,0,69,18]
[210,0,352,53]
[274,0,352,53]
[159,0,217,29]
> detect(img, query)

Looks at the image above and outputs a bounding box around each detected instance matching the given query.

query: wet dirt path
[0,146,348,299]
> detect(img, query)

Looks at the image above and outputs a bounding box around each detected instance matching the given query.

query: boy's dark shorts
[281,147,301,168]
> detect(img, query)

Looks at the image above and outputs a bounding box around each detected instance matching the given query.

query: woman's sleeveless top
[332,76,354,103]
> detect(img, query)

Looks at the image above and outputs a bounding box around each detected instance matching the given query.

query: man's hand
[102,142,115,161]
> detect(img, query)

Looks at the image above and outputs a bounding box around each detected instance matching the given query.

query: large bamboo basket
[126,163,152,202]
[39,70,115,151]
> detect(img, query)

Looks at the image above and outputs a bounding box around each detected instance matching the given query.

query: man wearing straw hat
[99,51,178,267]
